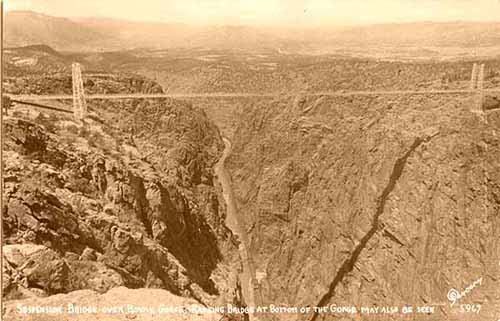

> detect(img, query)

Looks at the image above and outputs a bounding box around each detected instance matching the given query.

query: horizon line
[6,9,500,29]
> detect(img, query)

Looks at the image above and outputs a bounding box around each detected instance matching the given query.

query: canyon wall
[227,94,500,320]
[2,75,245,320]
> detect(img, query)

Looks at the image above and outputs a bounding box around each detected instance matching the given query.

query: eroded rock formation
[2,75,244,320]
[227,94,500,320]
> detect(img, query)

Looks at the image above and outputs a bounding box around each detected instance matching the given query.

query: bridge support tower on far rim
[72,62,87,120]
[470,63,486,112]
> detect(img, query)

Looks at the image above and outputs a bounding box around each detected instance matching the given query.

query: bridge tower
[470,63,485,112]
[477,63,485,112]
[470,63,478,90]
[72,63,87,120]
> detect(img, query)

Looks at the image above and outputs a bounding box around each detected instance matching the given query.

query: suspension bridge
[5,62,498,120]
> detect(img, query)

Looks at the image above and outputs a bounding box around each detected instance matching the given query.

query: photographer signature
[447,277,483,306]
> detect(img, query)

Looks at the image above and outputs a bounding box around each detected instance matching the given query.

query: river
[214,137,260,321]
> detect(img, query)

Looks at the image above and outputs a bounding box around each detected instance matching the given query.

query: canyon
[2,44,500,321]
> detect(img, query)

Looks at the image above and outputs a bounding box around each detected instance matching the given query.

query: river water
[214,138,259,321]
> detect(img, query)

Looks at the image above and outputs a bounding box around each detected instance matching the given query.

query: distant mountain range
[5,11,111,51]
[5,11,289,52]
[5,11,500,52]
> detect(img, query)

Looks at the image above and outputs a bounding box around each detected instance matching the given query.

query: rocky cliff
[2,75,244,320]
[227,94,500,320]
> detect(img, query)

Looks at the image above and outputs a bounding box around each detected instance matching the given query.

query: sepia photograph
[0,0,499,320]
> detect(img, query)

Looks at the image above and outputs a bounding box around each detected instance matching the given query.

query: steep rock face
[2,85,241,314]
[227,94,500,320]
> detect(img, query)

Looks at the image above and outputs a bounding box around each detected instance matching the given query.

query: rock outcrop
[2,74,244,319]
[227,94,500,320]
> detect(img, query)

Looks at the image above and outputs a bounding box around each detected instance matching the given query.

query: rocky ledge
[2,85,243,319]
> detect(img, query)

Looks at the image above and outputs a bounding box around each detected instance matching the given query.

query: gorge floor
[214,137,261,321]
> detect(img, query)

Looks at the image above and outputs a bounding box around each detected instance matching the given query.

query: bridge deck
[9,88,500,101]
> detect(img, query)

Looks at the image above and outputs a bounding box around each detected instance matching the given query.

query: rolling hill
[5,11,113,51]
[4,11,500,53]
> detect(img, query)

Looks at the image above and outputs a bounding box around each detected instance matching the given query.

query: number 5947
[459,304,481,314]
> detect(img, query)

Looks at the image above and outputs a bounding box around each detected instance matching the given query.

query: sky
[5,0,500,26]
